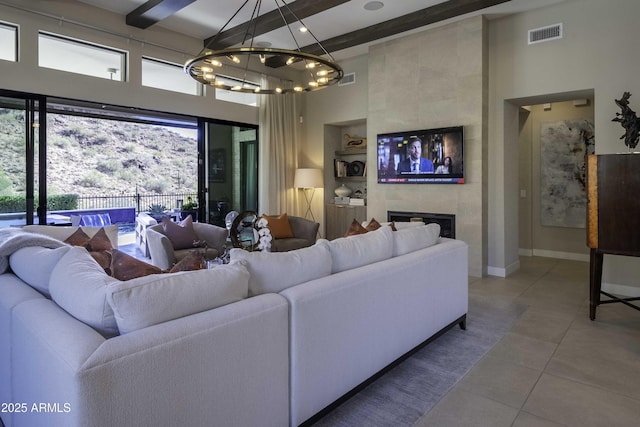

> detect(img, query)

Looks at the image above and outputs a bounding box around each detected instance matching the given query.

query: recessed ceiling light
[364,1,384,11]
[255,41,272,48]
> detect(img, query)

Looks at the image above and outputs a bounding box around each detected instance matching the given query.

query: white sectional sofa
[0,222,468,427]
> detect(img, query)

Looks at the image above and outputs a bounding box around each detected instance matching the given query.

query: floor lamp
[294,168,323,222]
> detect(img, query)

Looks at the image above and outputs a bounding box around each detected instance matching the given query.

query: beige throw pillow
[161,215,199,250]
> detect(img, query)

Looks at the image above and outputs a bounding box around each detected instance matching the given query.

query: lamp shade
[294,168,323,189]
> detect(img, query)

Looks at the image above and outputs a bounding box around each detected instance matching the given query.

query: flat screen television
[377,125,464,184]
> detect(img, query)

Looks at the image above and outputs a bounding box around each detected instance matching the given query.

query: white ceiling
[72,0,566,61]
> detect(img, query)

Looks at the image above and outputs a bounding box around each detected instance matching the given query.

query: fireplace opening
[387,211,456,239]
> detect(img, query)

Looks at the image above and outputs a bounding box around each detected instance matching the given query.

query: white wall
[0,1,258,124]
[489,0,640,292]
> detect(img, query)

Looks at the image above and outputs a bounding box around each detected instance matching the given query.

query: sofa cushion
[107,260,249,334]
[230,243,332,296]
[110,249,163,281]
[263,213,294,239]
[323,225,394,274]
[9,246,71,297]
[49,246,120,336]
[162,215,199,250]
[393,223,441,257]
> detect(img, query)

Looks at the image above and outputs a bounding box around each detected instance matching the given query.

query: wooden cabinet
[325,203,367,240]
[587,154,640,319]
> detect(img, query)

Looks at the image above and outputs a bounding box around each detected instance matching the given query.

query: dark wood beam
[126,0,197,29]
[204,0,350,50]
[299,0,510,56]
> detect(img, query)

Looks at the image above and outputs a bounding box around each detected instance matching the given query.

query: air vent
[528,23,563,45]
[338,72,356,86]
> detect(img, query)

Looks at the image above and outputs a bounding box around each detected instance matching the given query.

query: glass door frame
[0,89,47,226]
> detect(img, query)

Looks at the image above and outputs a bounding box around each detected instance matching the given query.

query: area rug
[313,294,527,427]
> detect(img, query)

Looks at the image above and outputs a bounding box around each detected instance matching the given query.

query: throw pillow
[64,227,91,247]
[392,223,441,257]
[107,260,250,334]
[170,250,205,273]
[161,215,199,250]
[90,250,113,275]
[230,242,332,296]
[9,246,71,297]
[365,217,382,231]
[344,218,368,236]
[85,227,113,252]
[49,246,120,336]
[263,213,294,239]
[110,249,163,281]
[326,225,394,273]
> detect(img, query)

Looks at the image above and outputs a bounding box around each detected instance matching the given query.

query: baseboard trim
[517,248,589,262]
[487,258,520,278]
[602,282,640,298]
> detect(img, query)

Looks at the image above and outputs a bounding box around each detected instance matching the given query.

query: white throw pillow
[9,246,71,297]
[393,223,441,257]
[325,225,394,274]
[49,246,120,336]
[229,243,332,296]
[107,260,249,334]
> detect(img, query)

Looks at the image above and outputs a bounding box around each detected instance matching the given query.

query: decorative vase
[334,184,352,197]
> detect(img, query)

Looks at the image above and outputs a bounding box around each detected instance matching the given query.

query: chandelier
[184,0,344,94]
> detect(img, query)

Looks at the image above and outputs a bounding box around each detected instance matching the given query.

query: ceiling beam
[203,0,350,50]
[299,0,510,56]
[126,0,197,29]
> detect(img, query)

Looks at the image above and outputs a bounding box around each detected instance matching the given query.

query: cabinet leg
[589,249,603,320]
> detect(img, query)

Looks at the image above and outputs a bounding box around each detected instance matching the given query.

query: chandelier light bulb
[183,0,343,94]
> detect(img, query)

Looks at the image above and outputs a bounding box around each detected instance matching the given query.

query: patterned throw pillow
[64,228,92,247]
[365,217,382,231]
[169,250,205,273]
[344,218,368,236]
[110,249,163,281]
[161,215,199,250]
[64,227,113,252]
[85,227,113,252]
[262,213,294,239]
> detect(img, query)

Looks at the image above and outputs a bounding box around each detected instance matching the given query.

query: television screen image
[377,126,464,184]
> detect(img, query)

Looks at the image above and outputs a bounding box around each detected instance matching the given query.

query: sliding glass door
[0,92,45,228]
[205,122,258,227]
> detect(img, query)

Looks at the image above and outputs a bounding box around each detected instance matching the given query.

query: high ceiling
[72,0,566,61]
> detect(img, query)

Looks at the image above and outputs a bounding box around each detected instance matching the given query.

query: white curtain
[258,78,300,216]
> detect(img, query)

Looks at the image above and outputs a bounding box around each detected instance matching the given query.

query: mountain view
[0,109,198,199]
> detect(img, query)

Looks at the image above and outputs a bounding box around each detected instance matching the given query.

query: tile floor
[115,237,640,427]
[414,256,640,427]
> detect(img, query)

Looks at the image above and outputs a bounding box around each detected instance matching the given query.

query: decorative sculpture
[612,91,640,150]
